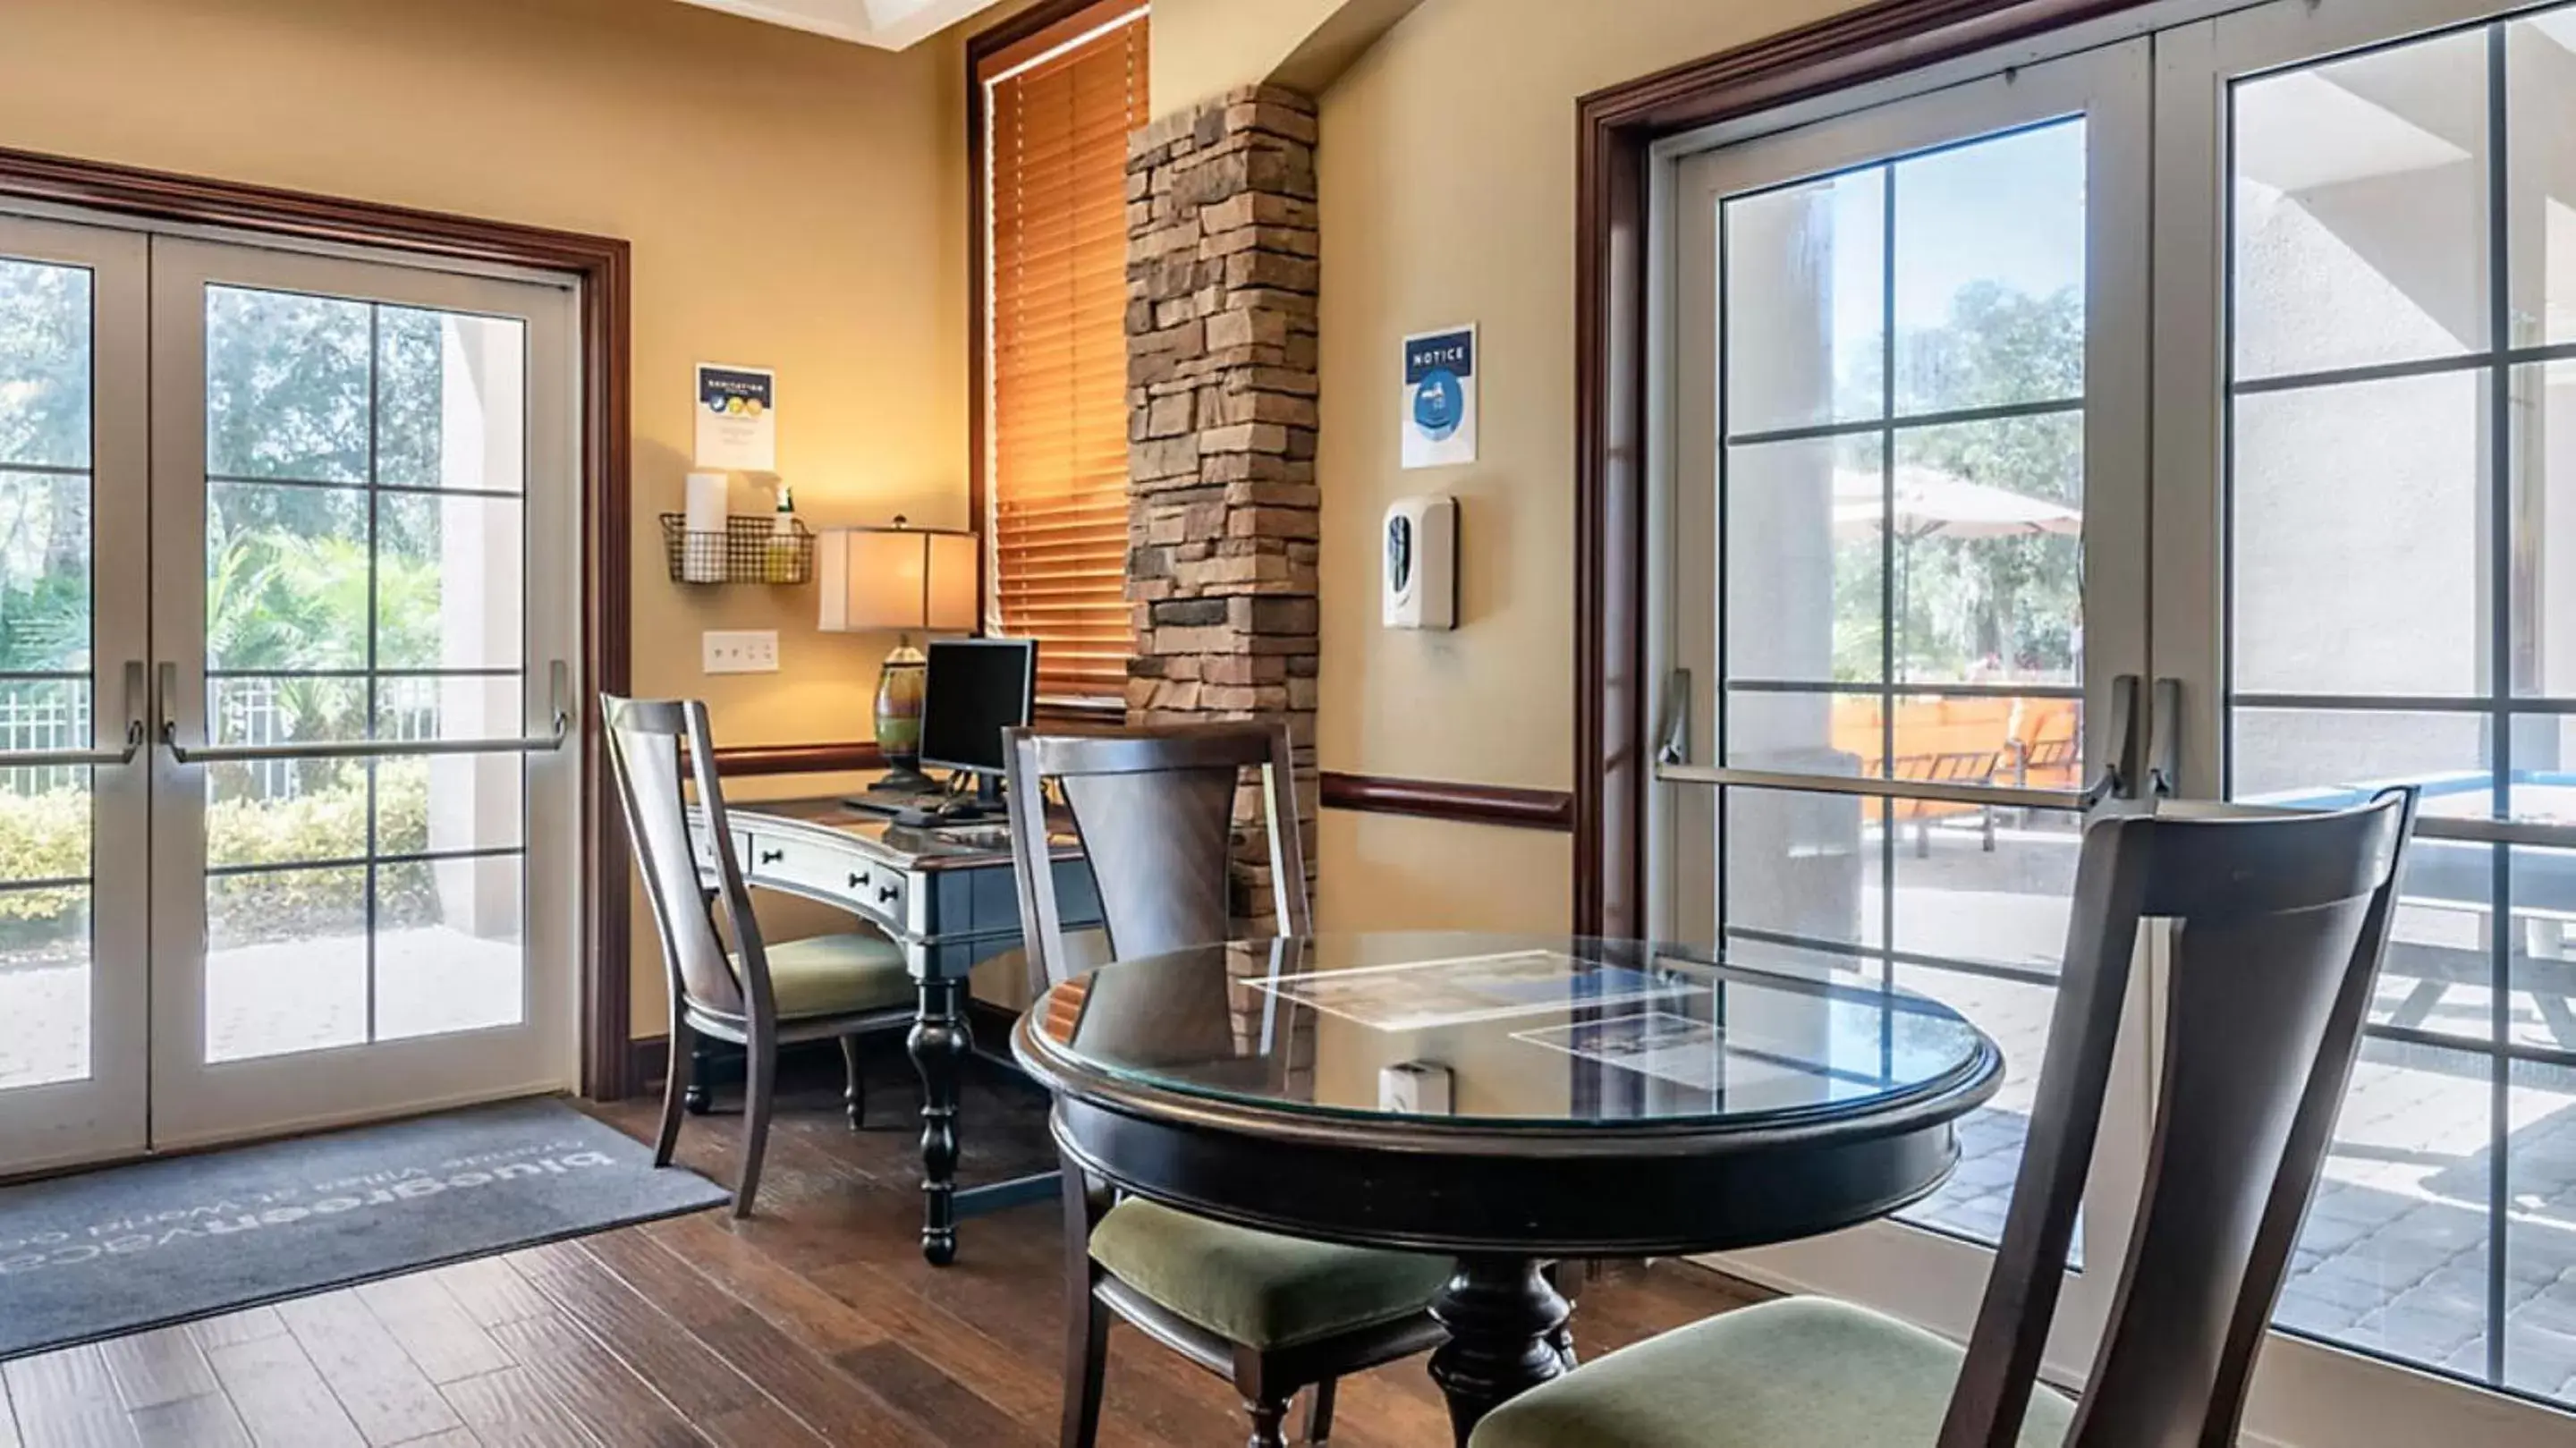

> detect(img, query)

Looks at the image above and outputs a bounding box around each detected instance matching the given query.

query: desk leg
[683,1038,713,1115]
[1427,1255,1571,1446]
[909,977,970,1266]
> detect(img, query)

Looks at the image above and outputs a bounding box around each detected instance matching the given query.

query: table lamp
[818,517,979,792]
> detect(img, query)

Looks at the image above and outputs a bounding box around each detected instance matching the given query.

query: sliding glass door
[1657,0,2576,1438]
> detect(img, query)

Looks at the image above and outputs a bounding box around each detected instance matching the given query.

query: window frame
[967,0,1150,724]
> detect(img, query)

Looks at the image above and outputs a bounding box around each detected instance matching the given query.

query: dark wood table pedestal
[1428,1256,1575,1444]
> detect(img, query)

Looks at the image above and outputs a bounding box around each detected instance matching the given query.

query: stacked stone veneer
[1124,85,1320,936]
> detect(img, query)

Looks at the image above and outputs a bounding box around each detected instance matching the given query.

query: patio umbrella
[1829,466,2082,668]
[1830,466,2083,541]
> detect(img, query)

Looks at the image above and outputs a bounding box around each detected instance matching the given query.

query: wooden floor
[0,1055,1758,1447]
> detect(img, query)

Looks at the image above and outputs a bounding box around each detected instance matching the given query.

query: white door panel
[0,216,148,1174]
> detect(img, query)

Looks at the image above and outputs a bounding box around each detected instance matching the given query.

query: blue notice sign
[1402,326,1477,469]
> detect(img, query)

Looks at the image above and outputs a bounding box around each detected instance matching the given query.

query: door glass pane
[2507,16,2576,349]
[377,491,522,672]
[205,287,369,483]
[1724,171,1885,437]
[1,471,90,673]
[1889,415,2084,688]
[0,258,92,470]
[0,889,90,1089]
[205,865,368,1063]
[1893,121,2087,416]
[1726,434,1882,683]
[2234,372,2487,699]
[376,309,525,494]
[2505,1058,2576,1400]
[2512,362,2576,699]
[2233,27,2489,382]
[197,286,529,1062]
[0,254,95,1096]
[1714,120,2090,1251]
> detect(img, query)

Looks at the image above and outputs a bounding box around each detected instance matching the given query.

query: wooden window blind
[982,5,1148,707]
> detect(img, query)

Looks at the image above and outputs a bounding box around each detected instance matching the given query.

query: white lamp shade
[818,526,979,633]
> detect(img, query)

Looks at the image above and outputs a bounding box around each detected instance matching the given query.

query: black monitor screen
[919,639,1036,775]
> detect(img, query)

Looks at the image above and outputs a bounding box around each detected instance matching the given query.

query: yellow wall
[0,0,978,1035]
[1304,0,1860,933]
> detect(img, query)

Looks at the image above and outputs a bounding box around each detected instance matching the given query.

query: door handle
[1656,668,1691,766]
[0,662,145,768]
[158,660,571,764]
[2146,676,2181,800]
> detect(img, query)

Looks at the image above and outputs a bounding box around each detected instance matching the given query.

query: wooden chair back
[601,695,773,1026]
[1002,723,1309,988]
[1939,788,2419,1448]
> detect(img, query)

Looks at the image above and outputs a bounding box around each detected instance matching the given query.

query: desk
[686,795,1101,1263]
[1013,931,2002,1443]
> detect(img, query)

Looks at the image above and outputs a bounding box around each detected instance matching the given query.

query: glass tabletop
[1022,931,1996,1130]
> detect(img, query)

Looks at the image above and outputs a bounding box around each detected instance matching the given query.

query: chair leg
[654,1019,696,1168]
[1303,1378,1337,1445]
[840,1034,866,1131]
[1060,1291,1110,1448]
[1242,1397,1290,1448]
[733,1036,775,1219]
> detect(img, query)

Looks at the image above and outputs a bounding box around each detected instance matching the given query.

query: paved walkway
[0,927,521,1085]
[1889,820,2576,1406]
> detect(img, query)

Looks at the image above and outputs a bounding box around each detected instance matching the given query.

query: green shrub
[0,790,88,924]
[1,765,440,945]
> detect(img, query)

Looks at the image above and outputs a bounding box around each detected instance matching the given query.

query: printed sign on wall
[694,363,776,471]
[1401,326,1477,470]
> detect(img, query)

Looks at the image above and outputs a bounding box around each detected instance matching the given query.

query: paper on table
[683,471,727,582]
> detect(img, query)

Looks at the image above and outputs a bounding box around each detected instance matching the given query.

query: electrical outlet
[701,630,780,674]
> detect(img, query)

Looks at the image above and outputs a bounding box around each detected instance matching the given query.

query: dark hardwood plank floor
[0,1058,1760,1446]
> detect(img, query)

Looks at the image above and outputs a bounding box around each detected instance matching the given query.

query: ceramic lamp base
[873,640,930,792]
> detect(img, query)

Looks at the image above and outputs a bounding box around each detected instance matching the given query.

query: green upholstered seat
[1088,1198,1452,1351]
[742,932,912,1020]
[1468,1297,2074,1448]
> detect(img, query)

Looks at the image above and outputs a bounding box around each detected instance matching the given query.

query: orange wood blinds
[983,7,1148,706]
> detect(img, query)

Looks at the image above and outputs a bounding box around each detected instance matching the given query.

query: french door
[1658,37,2157,1378]
[1657,0,2576,1441]
[0,218,580,1173]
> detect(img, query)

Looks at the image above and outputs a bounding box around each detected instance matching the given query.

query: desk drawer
[748,829,907,930]
[694,826,750,876]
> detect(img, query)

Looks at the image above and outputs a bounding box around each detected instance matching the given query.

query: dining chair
[603,695,917,1218]
[1004,722,1453,1448]
[1469,787,2419,1448]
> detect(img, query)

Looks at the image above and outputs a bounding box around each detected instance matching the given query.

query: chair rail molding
[1572,0,2143,936]
[0,144,637,1100]
[1319,772,1576,833]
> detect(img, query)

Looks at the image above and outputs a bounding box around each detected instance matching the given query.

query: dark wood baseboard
[1319,772,1577,833]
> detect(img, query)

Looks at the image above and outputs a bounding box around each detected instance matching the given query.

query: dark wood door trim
[0,145,637,1100]
[1572,0,2143,936]
[1319,773,1576,833]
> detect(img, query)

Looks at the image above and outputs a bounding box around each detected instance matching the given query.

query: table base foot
[1428,1255,1572,1446]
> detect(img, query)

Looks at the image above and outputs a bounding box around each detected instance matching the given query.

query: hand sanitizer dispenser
[1382,495,1457,630]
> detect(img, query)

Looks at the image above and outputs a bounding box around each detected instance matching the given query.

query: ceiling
[667,0,1016,50]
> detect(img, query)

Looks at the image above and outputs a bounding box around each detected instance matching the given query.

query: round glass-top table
[1012,931,2003,1442]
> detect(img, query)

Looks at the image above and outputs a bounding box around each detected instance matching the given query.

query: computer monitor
[919,638,1037,796]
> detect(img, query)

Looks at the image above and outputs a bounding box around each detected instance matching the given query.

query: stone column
[1125,85,1321,936]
